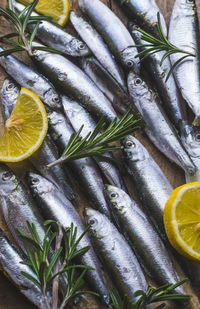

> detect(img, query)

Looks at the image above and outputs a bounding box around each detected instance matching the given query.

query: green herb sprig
[47,109,141,169]
[133,12,196,81]
[109,279,190,309]
[18,220,98,309]
[0,0,61,57]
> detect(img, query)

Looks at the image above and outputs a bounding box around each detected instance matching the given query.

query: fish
[29,134,76,201]
[78,0,140,72]
[122,135,173,238]
[47,110,111,218]
[81,56,136,115]
[0,229,51,309]
[0,163,46,254]
[27,172,111,307]
[114,0,167,36]
[61,95,127,191]
[70,11,125,86]
[180,122,200,182]
[104,185,185,295]
[0,78,76,201]
[32,47,117,123]
[129,25,185,131]
[169,0,200,124]
[1,77,20,120]
[0,47,62,111]
[84,208,148,304]
[127,71,196,175]
[14,2,90,57]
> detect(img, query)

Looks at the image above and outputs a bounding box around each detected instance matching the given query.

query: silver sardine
[127,71,196,175]
[14,2,90,57]
[61,95,127,191]
[0,164,46,253]
[114,0,167,36]
[85,208,148,304]
[169,0,200,124]
[81,56,135,115]
[27,173,111,307]
[122,135,173,238]
[1,77,20,120]
[78,0,140,71]
[70,11,125,86]
[0,229,51,309]
[47,110,111,218]
[129,26,185,131]
[0,47,62,111]
[104,185,185,295]
[32,47,117,123]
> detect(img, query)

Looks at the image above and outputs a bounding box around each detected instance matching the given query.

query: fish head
[43,88,62,111]
[104,184,129,215]
[27,172,54,196]
[122,135,149,162]
[70,38,90,57]
[120,47,140,73]
[1,78,20,105]
[179,0,196,11]
[0,164,19,196]
[181,123,200,157]
[84,208,110,238]
[127,71,147,98]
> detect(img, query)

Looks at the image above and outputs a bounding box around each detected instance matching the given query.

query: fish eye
[110,192,118,198]
[53,96,60,103]
[126,60,134,68]
[88,219,96,225]
[196,133,200,141]
[78,42,86,50]
[151,22,158,28]
[31,177,39,185]
[134,78,142,86]
[125,140,136,148]
[2,171,13,181]
[6,83,15,91]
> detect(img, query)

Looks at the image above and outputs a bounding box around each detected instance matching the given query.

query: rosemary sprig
[109,279,190,309]
[0,0,61,57]
[134,12,196,81]
[47,109,141,169]
[18,220,98,309]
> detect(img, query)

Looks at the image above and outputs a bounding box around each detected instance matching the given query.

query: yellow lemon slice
[164,182,200,261]
[19,0,70,26]
[0,88,48,162]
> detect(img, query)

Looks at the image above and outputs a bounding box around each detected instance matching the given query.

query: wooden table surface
[0,0,200,308]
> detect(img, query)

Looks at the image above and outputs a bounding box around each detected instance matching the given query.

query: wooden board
[0,0,200,308]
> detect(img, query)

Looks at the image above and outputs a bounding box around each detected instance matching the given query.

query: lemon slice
[19,0,70,26]
[0,88,48,162]
[164,182,200,261]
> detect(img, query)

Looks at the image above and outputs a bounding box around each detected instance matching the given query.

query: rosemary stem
[52,225,63,309]
[19,29,33,56]
[46,156,68,169]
